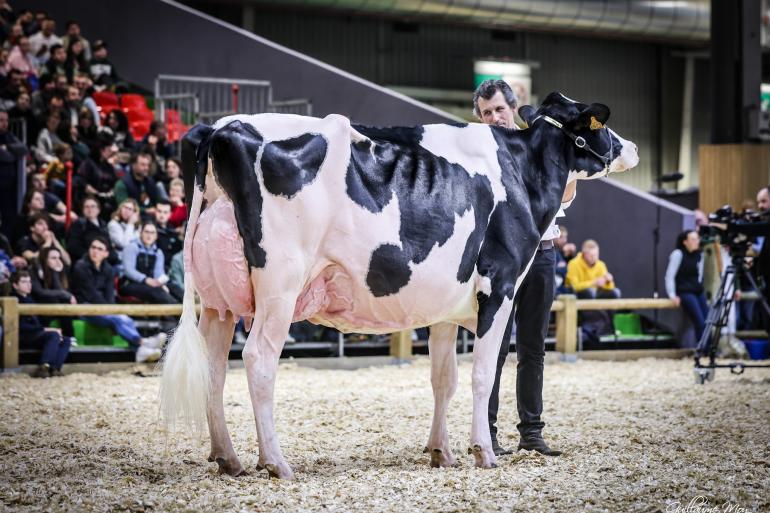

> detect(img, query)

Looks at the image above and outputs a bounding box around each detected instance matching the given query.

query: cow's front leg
[426,322,459,468]
[243,290,295,480]
[470,296,514,468]
[199,308,244,476]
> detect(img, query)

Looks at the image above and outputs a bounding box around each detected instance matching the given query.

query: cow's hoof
[470,444,497,469]
[264,462,294,480]
[215,457,247,477]
[429,448,458,468]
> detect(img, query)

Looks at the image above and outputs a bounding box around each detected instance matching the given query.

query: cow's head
[518,92,639,180]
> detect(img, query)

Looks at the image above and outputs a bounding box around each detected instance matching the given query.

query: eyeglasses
[142,230,157,235]
[90,245,107,252]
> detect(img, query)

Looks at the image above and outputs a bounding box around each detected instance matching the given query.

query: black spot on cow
[181,123,214,220]
[209,120,267,269]
[347,124,495,297]
[261,133,328,198]
[366,244,412,297]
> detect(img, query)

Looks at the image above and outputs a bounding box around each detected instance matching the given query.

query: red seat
[120,93,148,110]
[129,120,152,140]
[93,90,119,107]
[125,108,154,123]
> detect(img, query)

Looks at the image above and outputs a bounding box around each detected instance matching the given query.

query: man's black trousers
[488,247,555,440]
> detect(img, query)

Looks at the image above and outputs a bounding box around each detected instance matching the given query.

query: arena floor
[1,356,768,513]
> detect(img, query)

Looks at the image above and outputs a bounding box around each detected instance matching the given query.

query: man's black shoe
[491,438,514,456]
[518,437,562,456]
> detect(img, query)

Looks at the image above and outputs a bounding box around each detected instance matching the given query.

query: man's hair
[90,235,110,250]
[155,199,171,210]
[49,43,63,54]
[141,220,157,231]
[131,152,152,165]
[11,269,31,284]
[558,225,568,236]
[582,239,599,251]
[472,79,517,118]
[81,194,100,210]
[27,212,49,229]
[65,20,79,29]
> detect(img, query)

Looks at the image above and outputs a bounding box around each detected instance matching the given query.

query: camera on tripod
[698,205,766,256]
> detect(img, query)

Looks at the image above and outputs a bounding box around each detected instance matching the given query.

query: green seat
[613,313,643,336]
[52,319,130,348]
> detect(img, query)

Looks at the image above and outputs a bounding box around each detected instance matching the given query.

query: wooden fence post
[389,330,412,361]
[555,294,577,354]
[1,296,19,370]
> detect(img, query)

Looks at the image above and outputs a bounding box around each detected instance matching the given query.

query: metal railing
[8,117,27,145]
[1,295,682,370]
[268,99,313,116]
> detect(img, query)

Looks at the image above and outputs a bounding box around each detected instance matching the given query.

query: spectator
[61,20,91,61]
[553,225,576,294]
[28,16,61,63]
[11,270,70,378]
[18,189,66,238]
[104,109,134,151]
[16,9,35,37]
[76,106,98,153]
[30,245,76,341]
[565,239,621,299]
[70,236,166,363]
[107,198,139,261]
[155,156,181,199]
[154,200,182,265]
[73,73,98,126]
[0,108,27,238]
[8,90,37,142]
[66,195,117,264]
[141,120,172,161]
[665,230,708,343]
[168,249,184,297]
[114,152,158,218]
[88,40,119,89]
[77,132,119,213]
[3,23,25,51]
[33,110,61,163]
[5,36,38,82]
[15,212,70,265]
[64,36,88,82]
[29,172,73,223]
[30,72,54,118]
[0,68,27,109]
[120,221,176,304]
[0,212,27,295]
[40,42,66,78]
[167,178,187,228]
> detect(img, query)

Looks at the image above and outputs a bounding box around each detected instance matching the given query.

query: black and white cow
[160,92,638,479]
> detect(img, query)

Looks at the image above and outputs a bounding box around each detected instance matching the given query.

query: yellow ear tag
[590,116,604,130]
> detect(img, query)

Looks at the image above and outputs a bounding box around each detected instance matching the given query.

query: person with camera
[665,230,708,343]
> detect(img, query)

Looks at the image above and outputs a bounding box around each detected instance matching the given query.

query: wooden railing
[1,296,678,369]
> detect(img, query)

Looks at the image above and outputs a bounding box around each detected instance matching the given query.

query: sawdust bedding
[1,357,768,512]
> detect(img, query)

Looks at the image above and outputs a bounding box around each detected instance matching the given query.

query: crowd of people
[0,8,182,375]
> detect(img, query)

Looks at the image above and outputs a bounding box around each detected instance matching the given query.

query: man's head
[54,74,68,92]
[92,40,107,59]
[19,36,30,54]
[581,239,600,267]
[16,91,30,110]
[554,225,569,249]
[131,152,152,179]
[28,212,49,237]
[41,17,55,36]
[30,172,47,192]
[66,85,80,104]
[757,186,770,212]
[73,73,91,94]
[88,236,110,267]
[65,20,81,38]
[0,110,8,133]
[140,221,158,247]
[81,195,101,221]
[11,270,32,296]
[154,200,171,225]
[49,44,66,64]
[472,79,517,128]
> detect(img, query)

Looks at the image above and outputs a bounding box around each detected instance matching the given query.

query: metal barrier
[155,74,272,124]
[1,295,680,370]
[8,117,26,145]
[268,99,313,116]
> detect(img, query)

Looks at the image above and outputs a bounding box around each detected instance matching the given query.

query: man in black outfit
[473,80,575,457]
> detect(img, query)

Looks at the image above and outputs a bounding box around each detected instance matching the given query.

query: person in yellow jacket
[565,239,621,299]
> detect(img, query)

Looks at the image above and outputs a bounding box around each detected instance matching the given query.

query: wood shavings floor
[1,357,768,513]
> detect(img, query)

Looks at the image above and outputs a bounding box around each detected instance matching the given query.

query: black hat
[92,39,107,51]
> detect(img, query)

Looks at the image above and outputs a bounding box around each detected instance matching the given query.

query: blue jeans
[679,292,709,342]
[81,315,142,348]
[23,329,70,369]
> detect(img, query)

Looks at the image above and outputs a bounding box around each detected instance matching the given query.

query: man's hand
[562,242,576,256]
[594,277,607,288]
[44,327,62,335]
[69,295,77,305]
[145,277,162,288]
[671,296,681,307]
[604,273,614,283]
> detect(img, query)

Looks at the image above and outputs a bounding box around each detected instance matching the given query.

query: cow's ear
[518,105,537,128]
[573,103,610,130]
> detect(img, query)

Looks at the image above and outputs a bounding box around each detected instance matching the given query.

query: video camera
[698,205,769,257]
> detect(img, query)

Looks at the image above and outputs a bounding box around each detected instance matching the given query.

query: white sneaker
[141,332,167,350]
[136,346,162,363]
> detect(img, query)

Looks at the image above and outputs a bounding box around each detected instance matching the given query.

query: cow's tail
[159,124,214,433]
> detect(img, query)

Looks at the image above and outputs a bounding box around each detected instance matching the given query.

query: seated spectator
[140,120,172,161]
[30,72,54,119]
[114,152,158,218]
[168,249,184,296]
[120,221,176,304]
[66,195,117,264]
[28,16,61,63]
[15,212,71,266]
[0,212,26,269]
[666,230,709,343]
[155,157,181,199]
[88,40,119,90]
[70,236,166,363]
[64,36,88,82]
[108,198,139,261]
[104,109,134,151]
[167,178,187,228]
[554,225,577,294]
[565,239,621,299]
[30,245,76,340]
[73,73,98,126]
[29,171,74,223]
[3,23,25,51]
[19,189,68,238]
[11,270,70,378]
[61,20,91,61]
[154,200,182,268]
[76,106,98,152]
[0,68,28,109]
[8,91,38,142]
[77,132,119,214]
[34,110,62,163]
[5,36,39,83]
[0,212,27,295]
[40,43,66,79]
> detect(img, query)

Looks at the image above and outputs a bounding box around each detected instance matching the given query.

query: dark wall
[24,0,454,125]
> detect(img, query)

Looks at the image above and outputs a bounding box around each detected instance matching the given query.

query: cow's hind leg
[470,297,514,468]
[243,273,297,480]
[426,322,459,468]
[199,308,243,476]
